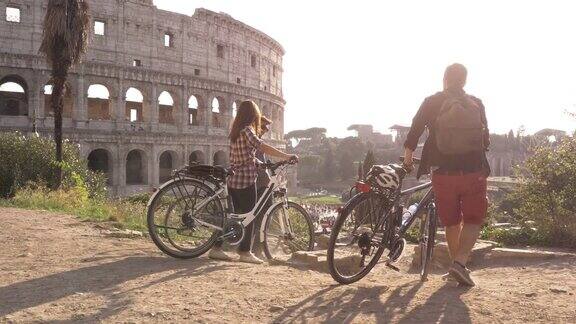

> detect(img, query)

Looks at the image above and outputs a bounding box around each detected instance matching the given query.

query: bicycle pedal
[385,262,400,272]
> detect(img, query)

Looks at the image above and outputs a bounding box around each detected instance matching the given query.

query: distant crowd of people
[301,203,339,234]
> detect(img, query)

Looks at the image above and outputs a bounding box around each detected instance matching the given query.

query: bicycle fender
[147,178,179,208]
[146,177,212,208]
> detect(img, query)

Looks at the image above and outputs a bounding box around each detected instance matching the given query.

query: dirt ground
[1,207,575,323]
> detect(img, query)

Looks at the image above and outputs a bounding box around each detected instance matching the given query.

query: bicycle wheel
[419,205,437,281]
[263,201,315,260]
[327,192,388,284]
[147,178,224,259]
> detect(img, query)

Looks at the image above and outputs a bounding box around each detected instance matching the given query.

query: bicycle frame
[349,180,434,249]
[396,182,434,238]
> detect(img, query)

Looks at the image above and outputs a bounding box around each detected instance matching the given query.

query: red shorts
[431,171,488,227]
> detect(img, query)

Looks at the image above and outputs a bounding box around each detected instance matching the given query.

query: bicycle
[327,157,438,284]
[146,159,315,260]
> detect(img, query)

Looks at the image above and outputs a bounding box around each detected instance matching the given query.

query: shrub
[480,226,548,247]
[0,132,106,198]
[511,137,576,247]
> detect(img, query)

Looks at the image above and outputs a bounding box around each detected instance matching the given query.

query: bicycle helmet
[366,164,401,191]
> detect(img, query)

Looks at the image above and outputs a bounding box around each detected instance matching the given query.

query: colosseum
[0,0,286,196]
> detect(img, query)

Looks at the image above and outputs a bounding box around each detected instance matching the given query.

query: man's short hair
[444,63,467,89]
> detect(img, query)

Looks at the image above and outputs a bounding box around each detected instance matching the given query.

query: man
[403,63,490,286]
[252,116,273,258]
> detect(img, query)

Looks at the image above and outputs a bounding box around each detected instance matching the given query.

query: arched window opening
[43,83,73,118]
[212,97,221,127]
[125,87,144,122]
[188,95,199,126]
[126,150,147,185]
[189,150,205,165]
[87,84,111,120]
[0,79,28,116]
[0,82,24,93]
[158,91,174,124]
[232,102,238,119]
[213,150,228,167]
[159,151,174,183]
[88,149,112,185]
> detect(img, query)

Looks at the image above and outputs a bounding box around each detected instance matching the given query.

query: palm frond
[39,0,90,67]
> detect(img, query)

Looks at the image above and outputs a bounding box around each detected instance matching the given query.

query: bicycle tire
[327,192,387,284]
[263,201,315,260]
[147,178,224,259]
[419,205,437,281]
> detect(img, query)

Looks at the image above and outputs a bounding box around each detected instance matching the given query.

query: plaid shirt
[228,126,263,189]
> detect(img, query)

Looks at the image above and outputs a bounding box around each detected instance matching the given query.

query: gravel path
[1,207,575,323]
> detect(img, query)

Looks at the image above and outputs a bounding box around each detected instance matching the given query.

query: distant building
[348,124,393,147]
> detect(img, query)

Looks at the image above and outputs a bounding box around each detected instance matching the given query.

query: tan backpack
[435,93,486,155]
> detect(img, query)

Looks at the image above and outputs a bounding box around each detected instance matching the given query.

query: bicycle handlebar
[260,158,298,172]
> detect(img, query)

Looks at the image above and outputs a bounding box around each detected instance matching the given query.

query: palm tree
[39,0,90,188]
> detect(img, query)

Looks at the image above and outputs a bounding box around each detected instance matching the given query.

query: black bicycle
[327,158,438,284]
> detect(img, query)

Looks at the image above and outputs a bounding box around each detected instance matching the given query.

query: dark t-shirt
[404,88,491,179]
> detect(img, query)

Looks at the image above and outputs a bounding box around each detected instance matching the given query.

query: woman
[209,100,297,264]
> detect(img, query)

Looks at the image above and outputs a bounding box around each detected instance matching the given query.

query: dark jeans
[214,184,257,252]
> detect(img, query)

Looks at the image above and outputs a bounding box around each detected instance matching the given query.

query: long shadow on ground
[275,280,472,323]
[0,256,231,321]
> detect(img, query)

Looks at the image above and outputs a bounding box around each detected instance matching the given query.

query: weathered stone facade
[0,0,286,196]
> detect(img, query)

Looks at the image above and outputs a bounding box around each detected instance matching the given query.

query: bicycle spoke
[265,203,313,259]
[329,194,387,282]
[148,179,223,257]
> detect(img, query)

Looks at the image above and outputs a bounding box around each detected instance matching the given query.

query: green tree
[297,155,323,184]
[512,137,576,247]
[339,151,355,180]
[39,0,90,188]
[285,127,327,145]
[322,147,337,181]
[337,137,366,159]
[0,132,105,198]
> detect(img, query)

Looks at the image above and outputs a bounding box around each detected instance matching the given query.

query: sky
[8,0,575,138]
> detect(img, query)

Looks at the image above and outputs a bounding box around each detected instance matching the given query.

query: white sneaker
[208,248,233,261]
[238,252,264,264]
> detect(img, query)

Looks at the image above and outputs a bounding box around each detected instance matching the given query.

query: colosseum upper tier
[0,0,286,196]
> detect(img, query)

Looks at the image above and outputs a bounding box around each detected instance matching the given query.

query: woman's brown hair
[229,100,262,142]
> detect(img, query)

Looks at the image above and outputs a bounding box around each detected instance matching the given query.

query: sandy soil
[1,207,575,323]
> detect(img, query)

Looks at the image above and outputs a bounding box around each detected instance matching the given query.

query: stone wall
[0,0,286,196]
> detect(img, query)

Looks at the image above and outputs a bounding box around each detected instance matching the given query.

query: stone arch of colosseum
[0,73,30,117]
[158,149,180,183]
[124,148,150,189]
[87,148,115,185]
[1,1,286,196]
[208,93,230,129]
[213,149,229,167]
[189,149,207,165]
